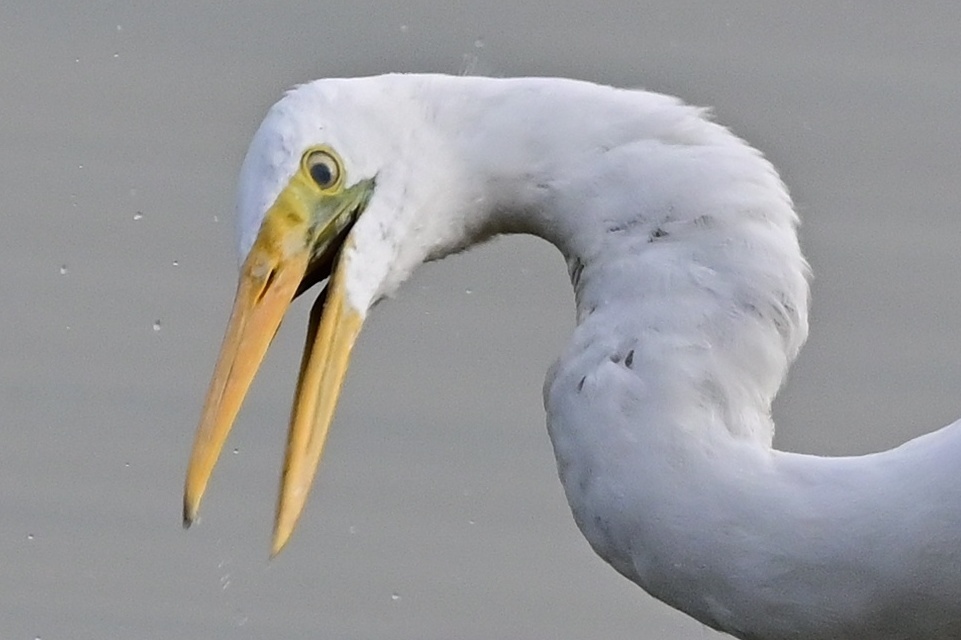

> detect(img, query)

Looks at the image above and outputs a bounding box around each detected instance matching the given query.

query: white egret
[183,74,961,639]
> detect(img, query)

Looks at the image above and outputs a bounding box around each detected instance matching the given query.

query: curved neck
[536,176,961,639]
[437,78,811,443]
[423,77,961,639]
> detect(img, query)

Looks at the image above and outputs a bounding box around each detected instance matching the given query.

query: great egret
[183,74,961,639]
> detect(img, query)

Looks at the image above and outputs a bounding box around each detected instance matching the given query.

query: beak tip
[182,499,197,529]
[270,533,288,559]
[271,510,299,558]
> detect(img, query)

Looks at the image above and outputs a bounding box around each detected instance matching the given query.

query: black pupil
[310,160,333,186]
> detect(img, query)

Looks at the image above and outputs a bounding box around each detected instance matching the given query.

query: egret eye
[304,149,341,190]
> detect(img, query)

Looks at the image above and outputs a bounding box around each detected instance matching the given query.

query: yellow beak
[183,174,370,556]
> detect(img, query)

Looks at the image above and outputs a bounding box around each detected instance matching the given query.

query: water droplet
[474,38,485,49]
[172,260,179,267]
[390,593,400,601]
[152,320,162,332]
[461,53,477,75]
[133,211,143,221]
[59,265,68,275]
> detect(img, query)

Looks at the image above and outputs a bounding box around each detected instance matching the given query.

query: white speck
[133,211,143,221]
[65,326,71,331]
[152,320,162,332]
[59,265,68,275]
[391,593,401,602]
[213,215,219,223]
[348,525,357,534]
[465,288,472,295]
[26,533,34,541]
[232,448,239,455]
[221,573,231,590]
[474,38,485,49]
[172,260,179,267]
[112,52,119,59]
[468,519,475,526]
[399,24,408,32]
[78,164,84,170]
[124,462,130,468]
[116,24,122,31]
[74,57,80,63]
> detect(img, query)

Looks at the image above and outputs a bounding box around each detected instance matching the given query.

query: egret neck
[418,76,961,639]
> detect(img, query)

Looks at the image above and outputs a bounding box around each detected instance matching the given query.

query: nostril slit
[257,268,277,302]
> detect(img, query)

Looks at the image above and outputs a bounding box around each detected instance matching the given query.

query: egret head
[183,76,470,555]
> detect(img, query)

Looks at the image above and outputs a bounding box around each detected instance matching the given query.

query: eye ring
[303,148,342,190]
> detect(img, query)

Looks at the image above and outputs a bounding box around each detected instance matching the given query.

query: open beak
[183,175,372,556]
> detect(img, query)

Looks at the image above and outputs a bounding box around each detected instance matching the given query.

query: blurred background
[2,2,960,638]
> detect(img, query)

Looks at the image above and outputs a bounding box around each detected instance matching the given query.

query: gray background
[3,2,961,638]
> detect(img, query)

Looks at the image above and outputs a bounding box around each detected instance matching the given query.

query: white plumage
[187,74,961,639]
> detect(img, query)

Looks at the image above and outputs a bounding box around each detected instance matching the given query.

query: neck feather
[424,76,961,639]
[431,76,810,442]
